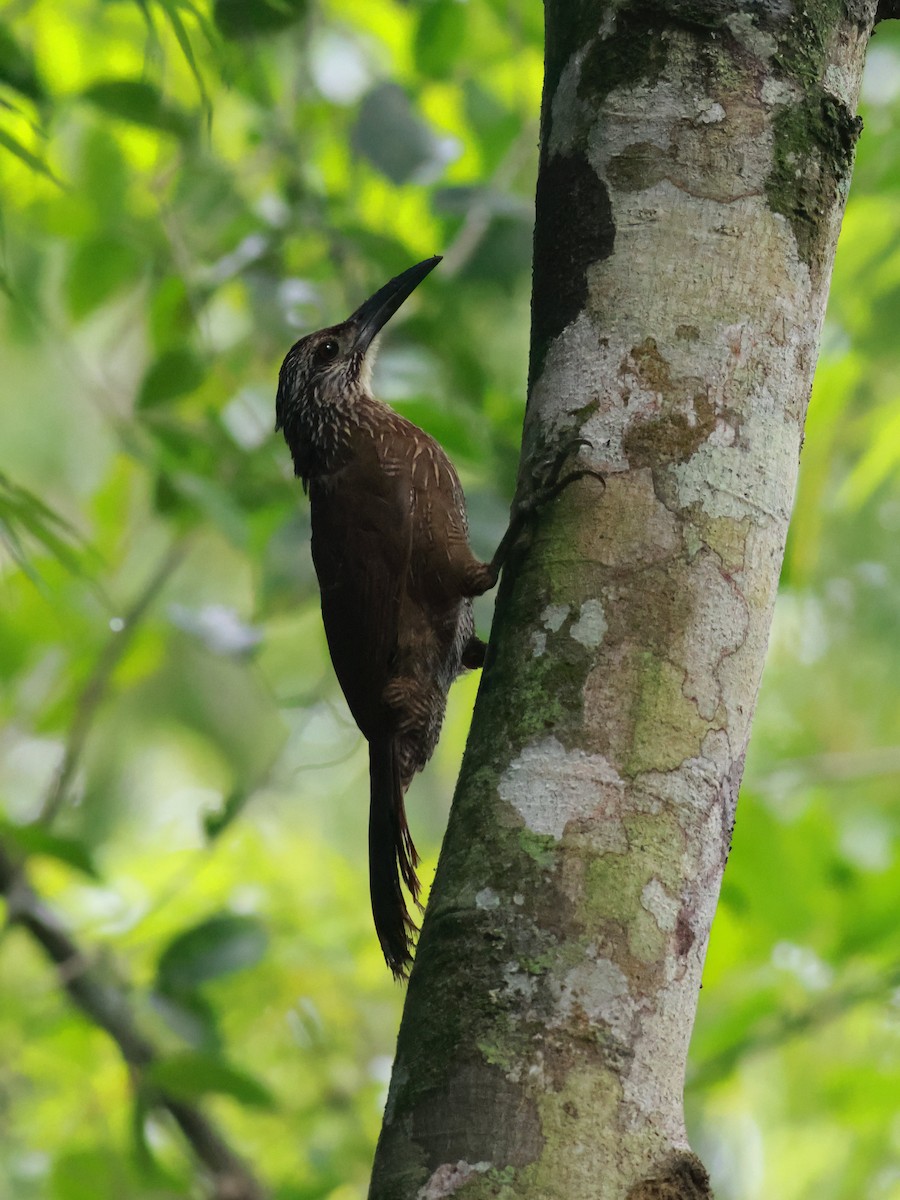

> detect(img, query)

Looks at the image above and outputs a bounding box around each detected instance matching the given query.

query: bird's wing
[309,436,413,739]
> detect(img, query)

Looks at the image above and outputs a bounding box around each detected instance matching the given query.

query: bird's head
[275,255,442,444]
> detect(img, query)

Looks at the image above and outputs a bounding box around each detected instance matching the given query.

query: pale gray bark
[371,4,878,1198]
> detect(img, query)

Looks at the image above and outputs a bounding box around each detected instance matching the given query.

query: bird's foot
[519,435,605,516]
[491,437,604,575]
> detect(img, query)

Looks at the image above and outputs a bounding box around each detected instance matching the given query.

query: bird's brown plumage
[276,258,494,975]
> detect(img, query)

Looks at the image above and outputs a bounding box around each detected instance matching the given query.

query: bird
[275,256,499,976]
[275,256,593,977]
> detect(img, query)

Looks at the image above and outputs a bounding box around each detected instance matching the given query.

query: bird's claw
[491,436,604,574]
[522,435,604,515]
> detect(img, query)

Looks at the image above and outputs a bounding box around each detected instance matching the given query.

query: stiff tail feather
[368,738,421,978]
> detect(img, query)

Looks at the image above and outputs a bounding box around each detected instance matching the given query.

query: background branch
[0,840,266,1200]
[40,540,190,825]
[690,961,900,1089]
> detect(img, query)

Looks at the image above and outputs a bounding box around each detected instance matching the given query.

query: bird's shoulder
[366,407,462,495]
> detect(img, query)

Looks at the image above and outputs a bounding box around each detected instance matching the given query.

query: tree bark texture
[370,4,876,1198]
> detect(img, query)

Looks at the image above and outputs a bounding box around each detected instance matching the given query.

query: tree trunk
[370,4,877,1197]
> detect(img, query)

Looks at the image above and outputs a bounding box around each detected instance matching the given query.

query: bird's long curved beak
[348,255,442,354]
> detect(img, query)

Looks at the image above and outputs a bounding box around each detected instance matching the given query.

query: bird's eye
[316,339,339,364]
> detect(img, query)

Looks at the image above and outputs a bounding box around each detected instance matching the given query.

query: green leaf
[0,821,100,879]
[203,788,249,841]
[146,1052,275,1108]
[0,21,45,101]
[149,275,193,348]
[351,83,440,185]
[0,472,93,579]
[156,913,268,991]
[0,126,61,184]
[79,126,128,219]
[213,0,307,40]
[414,1,467,80]
[838,404,900,510]
[130,1086,157,1174]
[50,1150,136,1200]
[138,347,206,408]
[156,0,211,124]
[81,79,194,139]
[463,80,521,171]
[150,989,222,1051]
[166,471,249,546]
[64,234,143,319]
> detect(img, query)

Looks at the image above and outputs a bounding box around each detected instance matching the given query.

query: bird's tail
[368,738,421,978]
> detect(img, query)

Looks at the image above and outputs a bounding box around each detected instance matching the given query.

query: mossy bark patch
[771,0,846,89]
[766,93,862,267]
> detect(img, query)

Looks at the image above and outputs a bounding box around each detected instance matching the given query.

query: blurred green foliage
[0,4,898,1198]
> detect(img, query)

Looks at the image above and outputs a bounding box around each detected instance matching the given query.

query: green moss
[390,904,503,1097]
[628,904,668,962]
[571,396,600,423]
[463,1165,519,1200]
[764,0,864,266]
[626,809,686,885]
[696,31,746,93]
[516,955,552,978]
[766,93,862,265]
[583,806,685,933]
[628,655,711,774]
[771,0,844,91]
[477,1035,522,1075]
[584,853,642,923]
[527,1067,624,1196]
[519,828,558,868]
[507,651,568,740]
[514,937,586,983]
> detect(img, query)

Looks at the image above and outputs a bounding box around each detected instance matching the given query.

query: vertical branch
[369,4,877,1198]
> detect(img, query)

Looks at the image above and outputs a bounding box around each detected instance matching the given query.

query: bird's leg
[498,436,605,572]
